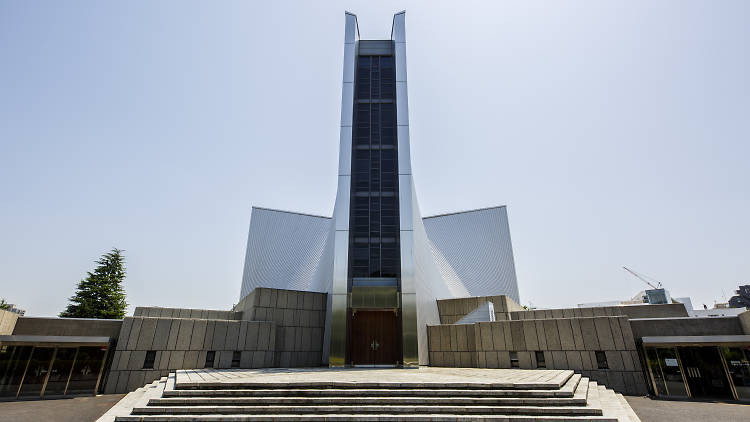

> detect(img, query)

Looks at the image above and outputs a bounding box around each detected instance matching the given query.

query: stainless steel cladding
[328,11,359,367]
[239,207,334,299]
[423,206,520,303]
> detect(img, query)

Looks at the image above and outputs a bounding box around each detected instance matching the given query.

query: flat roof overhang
[0,335,110,347]
[642,335,750,347]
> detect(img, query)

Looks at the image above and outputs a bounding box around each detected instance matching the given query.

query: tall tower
[239,11,518,367]
[330,11,420,366]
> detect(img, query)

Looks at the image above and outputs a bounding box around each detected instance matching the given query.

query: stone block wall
[234,288,327,367]
[510,303,689,320]
[427,316,648,395]
[134,307,242,320]
[437,295,523,324]
[630,316,744,338]
[105,317,275,393]
[12,317,122,337]
[0,309,19,335]
[427,323,477,367]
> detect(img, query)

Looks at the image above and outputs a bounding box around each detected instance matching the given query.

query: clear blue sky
[1,1,748,316]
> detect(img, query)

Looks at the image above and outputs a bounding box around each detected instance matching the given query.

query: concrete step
[148,395,589,406]
[130,404,604,416]
[162,386,578,398]
[174,370,577,391]
[160,373,584,399]
[116,415,619,422]
[616,393,641,422]
[97,377,168,422]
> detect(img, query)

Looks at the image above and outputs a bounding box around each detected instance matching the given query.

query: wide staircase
[100,368,640,421]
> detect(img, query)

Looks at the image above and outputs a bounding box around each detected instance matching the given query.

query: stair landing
[99,367,641,422]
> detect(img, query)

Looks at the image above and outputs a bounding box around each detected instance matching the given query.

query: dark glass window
[143,350,156,369]
[231,351,241,368]
[66,346,106,395]
[535,351,546,368]
[349,54,400,281]
[596,351,609,369]
[510,351,519,368]
[204,351,216,368]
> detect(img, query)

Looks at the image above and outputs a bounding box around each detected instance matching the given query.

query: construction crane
[622,266,663,290]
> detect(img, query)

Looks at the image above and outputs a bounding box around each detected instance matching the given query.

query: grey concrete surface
[0,394,125,422]
[626,396,750,422]
[11,317,122,337]
[0,309,19,335]
[630,315,744,338]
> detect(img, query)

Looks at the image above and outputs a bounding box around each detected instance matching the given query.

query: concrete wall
[105,317,275,393]
[740,311,750,335]
[0,309,19,335]
[510,303,688,321]
[134,307,242,320]
[427,316,648,395]
[629,316,744,338]
[437,295,523,324]
[12,317,122,337]
[234,288,327,367]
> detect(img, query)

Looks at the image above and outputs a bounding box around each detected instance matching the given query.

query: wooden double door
[350,310,399,366]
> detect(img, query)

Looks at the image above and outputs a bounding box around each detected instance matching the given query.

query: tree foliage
[60,248,128,319]
[0,298,10,311]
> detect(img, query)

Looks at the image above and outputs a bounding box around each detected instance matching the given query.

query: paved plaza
[175,367,574,389]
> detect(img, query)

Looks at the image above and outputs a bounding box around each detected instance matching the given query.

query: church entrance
[350,310,399,366]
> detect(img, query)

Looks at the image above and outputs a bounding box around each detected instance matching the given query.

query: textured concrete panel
[126,371,145,392]
[557,319,575,350]
[606,350,624,370]
[225,322,239,350]
[203,321,215,350]
[566,351,583,370]
[173,319,192,350]
[128,350,146,370]
[168,350,186,369]
[620,318,637,349]
[579,318,600,350]
[518,351,533,369]
[158,351,171,370]
[509,321,525,351]
[166,320,181,350]
[609,317,625,350]
[522,320,538,350]
[246,322,261,350]
[218,350,232,368]
[126,318,143,350]
[543,320,561,350]
[570,319,585,350]
[212,321,229,350]
[594,318,615,350]
[152,319,172,350]
[189,320,207,350]
[117,318,134,350]
[535,321,547,350]
[551,351,568,369]
[621,350,635,371]
[441,325,452,351]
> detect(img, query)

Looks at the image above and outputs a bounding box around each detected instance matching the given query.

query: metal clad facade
[423,206,520,303]
[240,208,334,299]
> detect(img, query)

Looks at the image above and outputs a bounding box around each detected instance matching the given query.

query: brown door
[350,311,398,365]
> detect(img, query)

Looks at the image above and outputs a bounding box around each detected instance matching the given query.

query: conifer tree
[60,248,128,319]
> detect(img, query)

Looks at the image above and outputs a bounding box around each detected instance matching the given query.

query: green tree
[60,248,128,319]
[0,298,10,311]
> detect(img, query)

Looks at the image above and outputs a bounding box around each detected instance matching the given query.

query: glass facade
[0,345,107,399]
[644,345,750,401]
[348,54,400,283]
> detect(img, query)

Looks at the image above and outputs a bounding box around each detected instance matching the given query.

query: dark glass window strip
[349,54,400,281]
